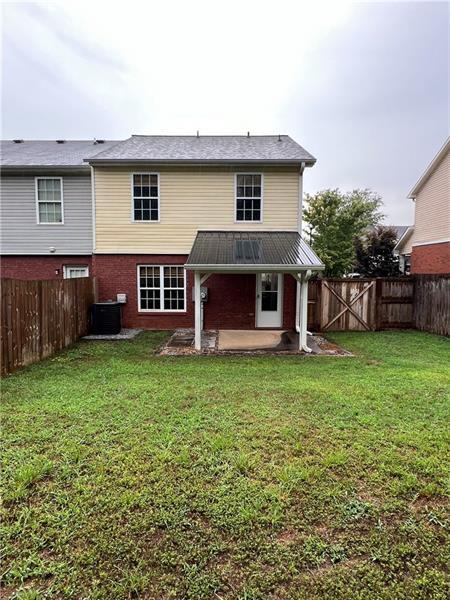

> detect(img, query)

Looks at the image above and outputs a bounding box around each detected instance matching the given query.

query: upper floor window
[235,174,262,222]
[132,173,159,221]
[36,177,63,224]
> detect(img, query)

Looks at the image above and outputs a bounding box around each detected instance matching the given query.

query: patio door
[256,273,283,328]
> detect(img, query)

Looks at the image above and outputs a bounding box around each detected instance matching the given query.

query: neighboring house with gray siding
[0,139,118,279]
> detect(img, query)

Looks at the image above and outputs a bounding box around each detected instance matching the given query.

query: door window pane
[261,273,278,311]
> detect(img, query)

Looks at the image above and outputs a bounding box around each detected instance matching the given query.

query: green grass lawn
[1,331,449,599]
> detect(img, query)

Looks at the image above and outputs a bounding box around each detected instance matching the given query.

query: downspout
[90,165,96,253]
[296,163,305,335]
[90,164,98,300]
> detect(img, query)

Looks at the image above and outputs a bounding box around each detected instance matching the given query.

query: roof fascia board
[393,226,414,253]
[85,159,316,166]
[407,137,450,199]
[1,165,90,173]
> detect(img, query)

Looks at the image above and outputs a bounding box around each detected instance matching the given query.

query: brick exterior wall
[411,242,450,274]
[1,256,92,280]
[92,254,298,330]
[92,254,193,330]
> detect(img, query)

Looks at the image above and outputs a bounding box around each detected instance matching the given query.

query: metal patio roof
[185,231,324,271]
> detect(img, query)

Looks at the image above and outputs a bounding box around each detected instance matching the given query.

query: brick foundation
[411,242,450,274]
[1,255,92,280]
[92,254,298,330]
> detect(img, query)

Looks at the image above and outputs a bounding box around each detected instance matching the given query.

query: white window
[132,173,159,221]
[138,265,185,312]
[235,174,263,222]
[64,265,89,279]
[35,177,64,224]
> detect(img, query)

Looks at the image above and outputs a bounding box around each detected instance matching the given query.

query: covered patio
[184,231,324,352]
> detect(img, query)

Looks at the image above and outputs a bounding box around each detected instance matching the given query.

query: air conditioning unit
[90,302,121,335]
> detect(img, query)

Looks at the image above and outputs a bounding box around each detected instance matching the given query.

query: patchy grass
[1,330,449,599]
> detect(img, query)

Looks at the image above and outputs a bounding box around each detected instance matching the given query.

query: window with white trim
[236,174,262,221]
[64,265,89,279]
[36,178,63,223]
[138,265,185,311]
[133,173,159,221]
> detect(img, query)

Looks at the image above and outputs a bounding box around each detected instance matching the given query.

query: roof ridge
[1,139,119,143]
[130,134,290,138]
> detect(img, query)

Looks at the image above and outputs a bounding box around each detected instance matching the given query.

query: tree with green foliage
[354,226,400,277]
[303,189,383,277]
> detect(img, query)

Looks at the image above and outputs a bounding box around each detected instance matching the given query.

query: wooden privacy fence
[413,274,450,336]
[307,277,417,332]
[1,277,95,376]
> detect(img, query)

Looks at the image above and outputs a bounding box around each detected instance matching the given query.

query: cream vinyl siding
[94,166,300,253]
[410,150,450,247]
[400,235,413,255]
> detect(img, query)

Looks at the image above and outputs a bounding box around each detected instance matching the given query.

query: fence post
[93,277,99,303]
[38,280,43,360]
[316,279,323,331]
[375,278,383,331]
[412,275,417,329]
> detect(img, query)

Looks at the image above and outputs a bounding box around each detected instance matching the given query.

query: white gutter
[184,264,324,272]
[407,137,450,198]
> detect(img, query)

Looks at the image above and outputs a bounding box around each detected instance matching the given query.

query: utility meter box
[116,293,127,304]
[192,287,208,302]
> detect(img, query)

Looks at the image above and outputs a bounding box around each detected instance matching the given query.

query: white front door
[256,273,283,328]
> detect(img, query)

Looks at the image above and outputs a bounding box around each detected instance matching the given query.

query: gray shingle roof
[376,225,410,240]
[390,225,410,240]
[185,231,324,270]
[0,140,120,167]
[86,135,316,164]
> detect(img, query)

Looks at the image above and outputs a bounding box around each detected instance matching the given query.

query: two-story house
[395,137,450,274]
[86,135,324,350]
[0,139,118,279]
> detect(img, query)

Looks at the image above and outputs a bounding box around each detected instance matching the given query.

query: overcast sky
[1,0,448,224]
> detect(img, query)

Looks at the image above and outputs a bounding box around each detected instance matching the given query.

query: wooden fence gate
[321,279,376,331]
[307,277,415,332]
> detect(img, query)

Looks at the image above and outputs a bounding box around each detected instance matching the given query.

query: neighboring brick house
[395,138,450,274]
[86,135,323,350]
[0,139,118,279]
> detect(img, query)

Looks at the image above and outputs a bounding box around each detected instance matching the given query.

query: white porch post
[296,270,312,353]
[300,273,310,352]
[194,271,202,351]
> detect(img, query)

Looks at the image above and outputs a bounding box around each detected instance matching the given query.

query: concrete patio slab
[159,329,351,356]
[219,329,291,351]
